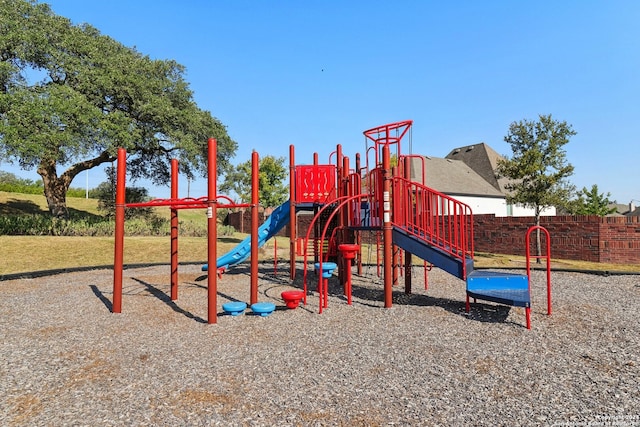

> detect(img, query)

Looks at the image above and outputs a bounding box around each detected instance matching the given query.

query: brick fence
[473,214,640,264]
[227,210,640,264]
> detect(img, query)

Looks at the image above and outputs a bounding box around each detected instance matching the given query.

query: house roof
[409,156,504,197]
[609,203,630,215]
[628,207,640,217]
[444,143,510,193]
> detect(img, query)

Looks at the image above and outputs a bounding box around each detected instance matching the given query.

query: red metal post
[336,144,343,198]
[355,153,363,276]
[526,225,552,316]
[250,150,259,305]
[424,262,429,291]
[207,138,218,324]
[289,145,296,280]
[403,156,412,294]
[339,155,349,292]
[382,144,393,308]
[313,152,319,267]
[112,148,126,313]
[170,158,179,301]
[273,238,278,275]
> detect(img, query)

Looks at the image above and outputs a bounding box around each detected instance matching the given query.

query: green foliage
[0,213,213,236]
[0,170,43,194]
[497,114,576,223]
[93,167,154,220]
[0,190,212,236]
[567,184,616,216]
[0,0,237,217]
[218,224,236,236]
[219,155,288,207]
[0,170,93,198]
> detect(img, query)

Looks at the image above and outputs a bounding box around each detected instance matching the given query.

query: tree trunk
[38,160,72,219]
[36,151,117,219]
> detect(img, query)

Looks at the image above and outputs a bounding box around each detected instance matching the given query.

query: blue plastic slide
[202,199,290,272]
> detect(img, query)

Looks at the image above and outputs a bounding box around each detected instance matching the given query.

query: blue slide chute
[202,199,290,271]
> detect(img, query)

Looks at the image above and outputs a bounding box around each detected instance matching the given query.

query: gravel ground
[1,262,639,426]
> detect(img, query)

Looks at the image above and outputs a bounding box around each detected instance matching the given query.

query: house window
[507,204,513,216]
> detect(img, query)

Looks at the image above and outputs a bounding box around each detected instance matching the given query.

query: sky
[2,0,639,204]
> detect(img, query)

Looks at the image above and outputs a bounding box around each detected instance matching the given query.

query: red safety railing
[391,176,474,274]
[525,225,552,317]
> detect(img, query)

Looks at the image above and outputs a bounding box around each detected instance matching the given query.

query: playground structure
[112,120,552,328]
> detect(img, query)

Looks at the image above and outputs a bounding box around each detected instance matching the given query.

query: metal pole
[250,151,259,305]
[403,156,412,295]
[207,138,218,324]
[170,158,179,301]
[382,144,393,308]
[289,145,296,280]
[112,148,126,313]
[355,153,363,276]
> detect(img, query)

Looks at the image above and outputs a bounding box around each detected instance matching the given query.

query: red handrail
[525,225,552,316]
[391,176,474,277]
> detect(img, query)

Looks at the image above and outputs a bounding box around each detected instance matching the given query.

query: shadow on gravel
[131,277,207,323]
[90,284,113,311]
[344,280,514,325]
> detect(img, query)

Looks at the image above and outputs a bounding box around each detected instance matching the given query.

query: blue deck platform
[466,270,530,308]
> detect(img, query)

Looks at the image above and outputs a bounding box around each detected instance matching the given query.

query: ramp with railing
[391,175,474,279]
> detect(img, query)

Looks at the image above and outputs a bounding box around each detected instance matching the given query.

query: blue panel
[466,270,530,307]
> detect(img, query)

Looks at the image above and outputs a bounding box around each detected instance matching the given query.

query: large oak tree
[0,0,237,217]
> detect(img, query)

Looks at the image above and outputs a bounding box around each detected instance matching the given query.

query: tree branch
[60,150,117,184]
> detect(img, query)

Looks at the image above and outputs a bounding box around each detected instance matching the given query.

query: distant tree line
[0,170,89,197]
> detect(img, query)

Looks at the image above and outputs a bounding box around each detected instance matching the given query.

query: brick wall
[473,214,640,263]
[599,216,640,263]
[227,209,640,263]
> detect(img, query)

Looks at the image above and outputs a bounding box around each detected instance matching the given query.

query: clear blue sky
[3,1,639,204]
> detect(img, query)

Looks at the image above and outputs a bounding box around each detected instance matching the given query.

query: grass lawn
[3,234,639,277]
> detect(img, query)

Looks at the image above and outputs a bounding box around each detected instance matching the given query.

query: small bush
[0,214,172,236]
[178,220,208,237]
[218,224,236,236]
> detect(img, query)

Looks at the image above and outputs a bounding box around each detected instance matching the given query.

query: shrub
[218,224,236,236]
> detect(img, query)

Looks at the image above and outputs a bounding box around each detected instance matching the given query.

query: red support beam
[250,151,259,305]
[170,158,179,301]
[289,145,296,280]
[112,148,126,313]
[403,156,412,295]
[207,138,218,324]
[382,144,393,308]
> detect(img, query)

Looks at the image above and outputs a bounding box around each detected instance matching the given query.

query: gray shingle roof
[409,156,504,197]
[444,143,510,193]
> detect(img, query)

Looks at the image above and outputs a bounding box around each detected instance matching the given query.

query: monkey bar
[112,138,262,324]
